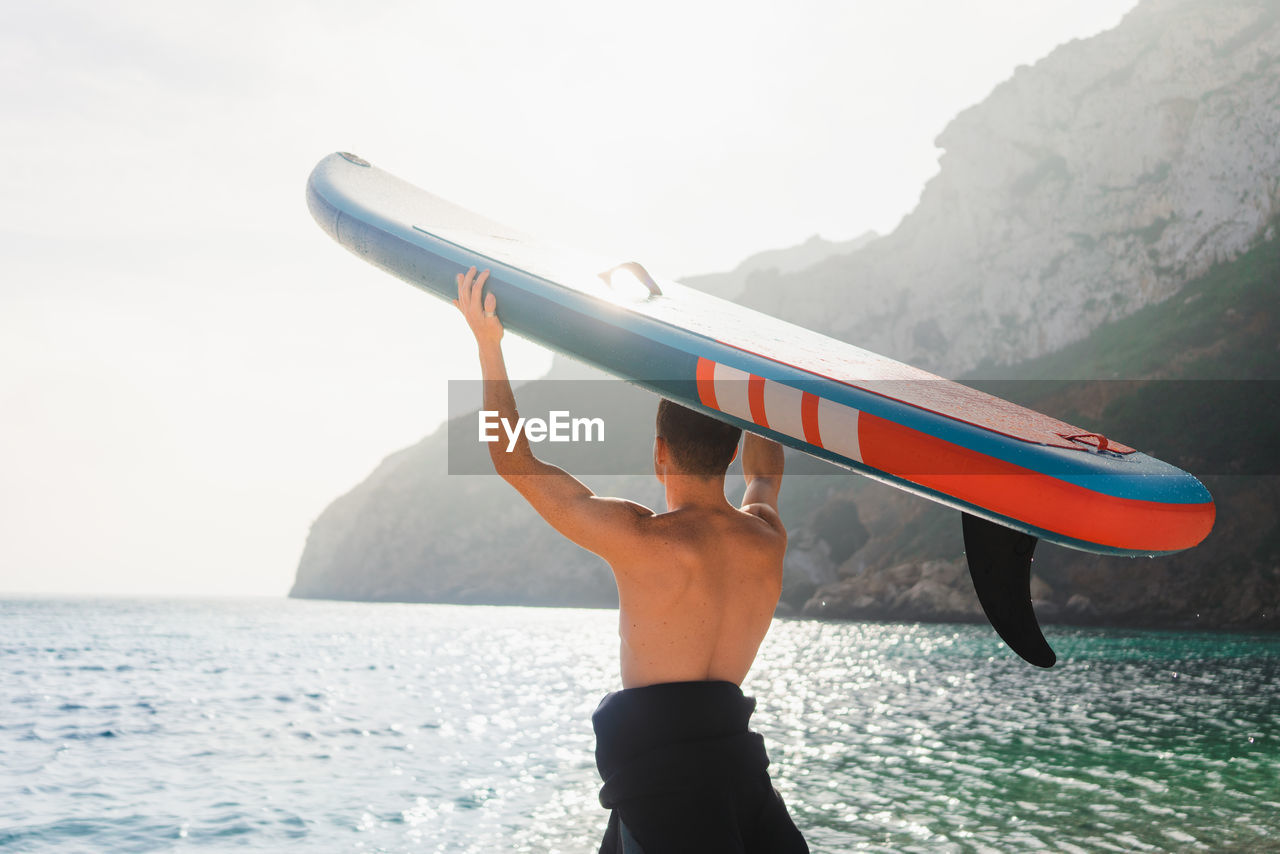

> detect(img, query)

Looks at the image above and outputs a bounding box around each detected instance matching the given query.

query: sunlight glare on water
[1,598,1277,853]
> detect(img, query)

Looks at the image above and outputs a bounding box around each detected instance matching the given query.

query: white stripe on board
[817,397,862,463]
[762,379,805,442]
[712,363,752,422]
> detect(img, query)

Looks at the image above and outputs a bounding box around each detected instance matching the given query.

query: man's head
[654,398,742,478]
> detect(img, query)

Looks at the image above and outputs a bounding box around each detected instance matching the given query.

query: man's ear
[653,436,667,484]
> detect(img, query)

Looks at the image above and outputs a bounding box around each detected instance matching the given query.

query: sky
[0,0,1139,597]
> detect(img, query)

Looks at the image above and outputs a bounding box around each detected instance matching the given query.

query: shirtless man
[456,267,808,853]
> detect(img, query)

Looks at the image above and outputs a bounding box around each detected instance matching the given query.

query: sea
[1,598,1277,853]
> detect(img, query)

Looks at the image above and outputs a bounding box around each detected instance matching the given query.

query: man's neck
[663,474,731,512]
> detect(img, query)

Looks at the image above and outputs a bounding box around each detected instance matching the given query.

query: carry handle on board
[599,262,663,298]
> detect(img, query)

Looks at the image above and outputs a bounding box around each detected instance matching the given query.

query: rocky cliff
[740,0,1280,375]
[291,0,1280,630]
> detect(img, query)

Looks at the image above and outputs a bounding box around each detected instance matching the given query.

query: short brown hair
[656,399,742,476]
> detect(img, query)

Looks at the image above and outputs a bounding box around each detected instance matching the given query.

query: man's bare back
[610,497,786,688]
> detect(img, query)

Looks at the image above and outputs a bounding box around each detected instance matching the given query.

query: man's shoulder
[738,502,787,539]
[598,497,656,519]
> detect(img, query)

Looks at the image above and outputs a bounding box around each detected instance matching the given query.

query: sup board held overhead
[306,151,1215,668]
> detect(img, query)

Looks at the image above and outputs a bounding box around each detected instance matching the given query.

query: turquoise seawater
[2,598,1277,853]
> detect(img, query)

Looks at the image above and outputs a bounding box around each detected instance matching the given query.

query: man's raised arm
[453,267,652,556]
[741,432,785,520]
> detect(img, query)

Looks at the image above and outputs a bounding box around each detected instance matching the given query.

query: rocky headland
[292,0,1280,632]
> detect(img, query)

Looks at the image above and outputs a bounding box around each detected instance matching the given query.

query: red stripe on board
[696,358,718,410]
[748,374,769,428]
[857,412,1214,552]
[801,392,822,448]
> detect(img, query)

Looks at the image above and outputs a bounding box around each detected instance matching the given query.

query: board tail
[962,513,1056,667]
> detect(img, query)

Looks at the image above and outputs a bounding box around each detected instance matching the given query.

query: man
[455,267,808,853]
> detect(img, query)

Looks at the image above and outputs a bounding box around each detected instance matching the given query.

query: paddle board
[306,151,1216,666]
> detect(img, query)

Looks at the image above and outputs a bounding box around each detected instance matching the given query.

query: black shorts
[593,680,808,854]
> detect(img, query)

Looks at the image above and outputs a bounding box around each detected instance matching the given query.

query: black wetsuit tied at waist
[592,680,808,854]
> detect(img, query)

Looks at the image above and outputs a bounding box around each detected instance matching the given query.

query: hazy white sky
[0,0,1138,596]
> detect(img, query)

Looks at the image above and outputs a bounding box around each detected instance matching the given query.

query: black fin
[962,513,1056,668]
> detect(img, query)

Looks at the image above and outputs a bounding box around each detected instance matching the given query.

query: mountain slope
[291,0,1280,630]
[740,0,1280,375]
